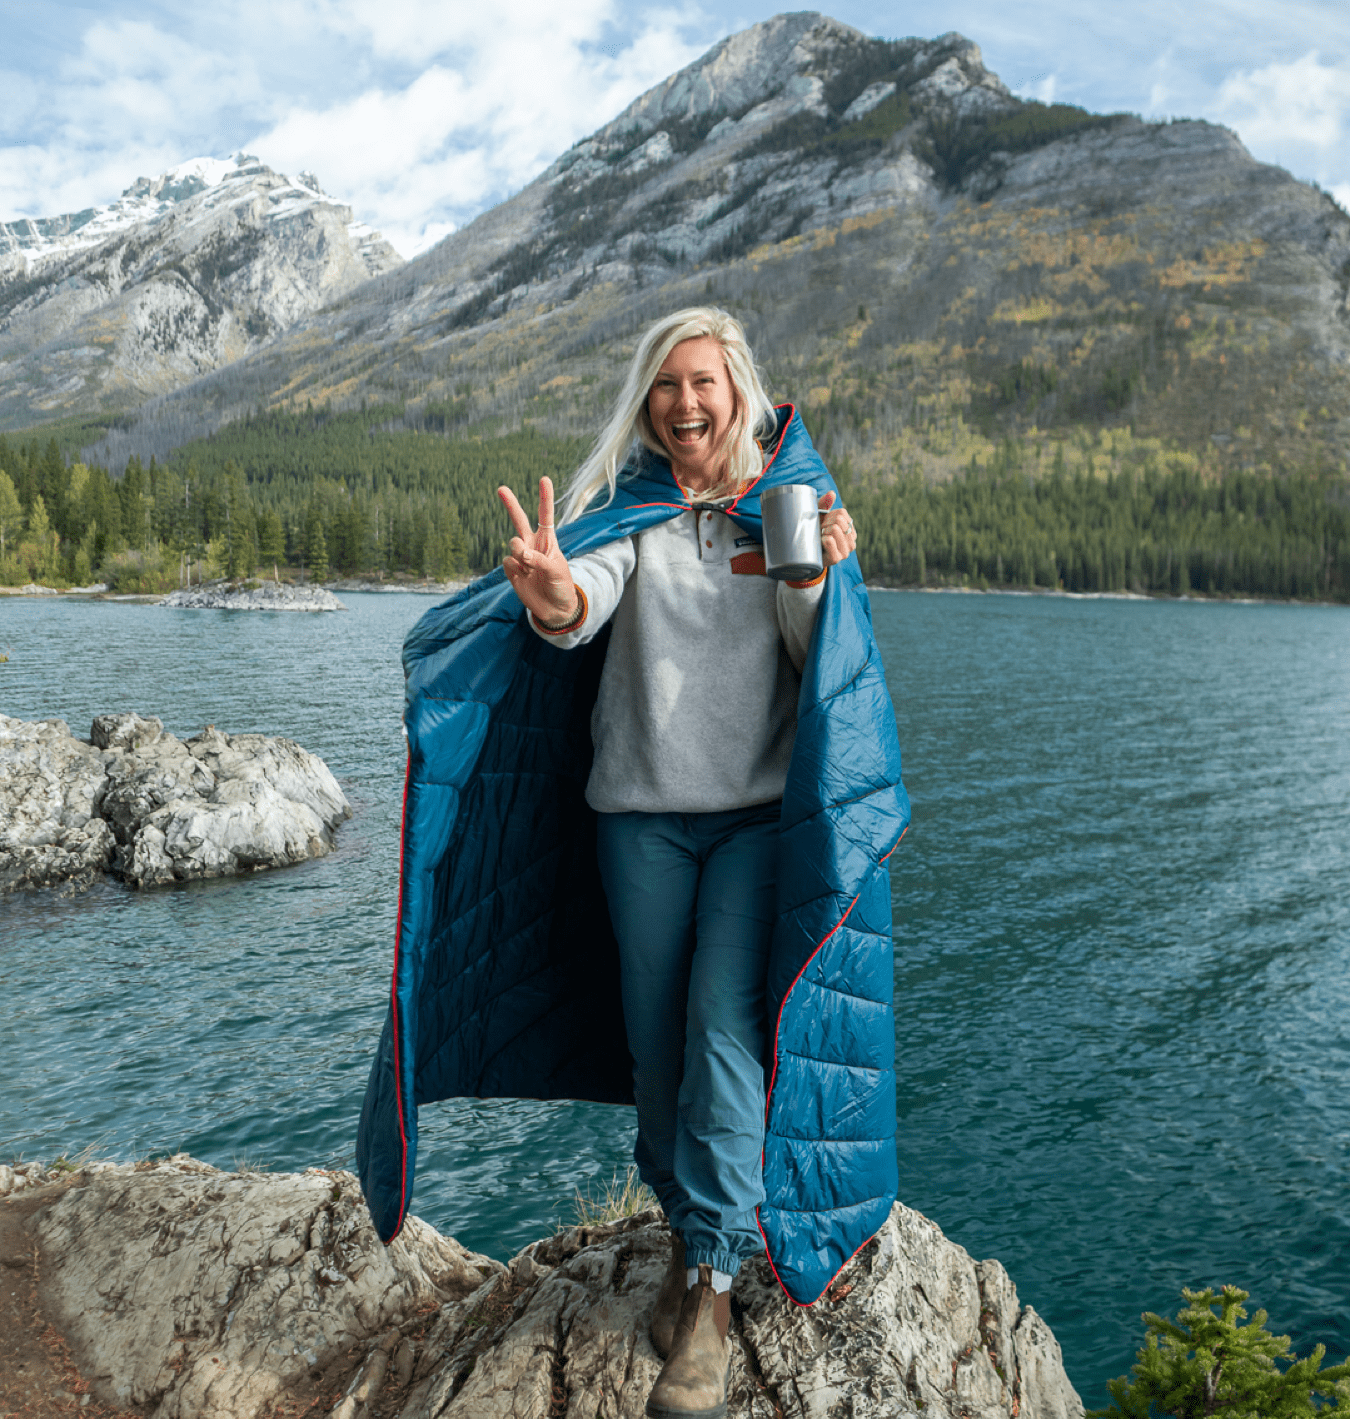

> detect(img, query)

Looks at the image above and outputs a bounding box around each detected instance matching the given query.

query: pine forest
[1,403,1346,601]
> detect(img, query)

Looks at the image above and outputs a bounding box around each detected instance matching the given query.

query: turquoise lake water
[1,588,1347,1404]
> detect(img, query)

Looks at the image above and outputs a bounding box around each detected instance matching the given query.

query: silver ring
[539,522,554,530]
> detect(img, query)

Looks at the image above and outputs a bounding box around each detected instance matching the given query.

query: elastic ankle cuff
[683,1250,741,1278]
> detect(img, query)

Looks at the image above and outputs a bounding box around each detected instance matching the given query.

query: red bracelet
[532,586,588,635]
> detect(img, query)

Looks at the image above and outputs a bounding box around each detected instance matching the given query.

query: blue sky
[3,0,1348,257]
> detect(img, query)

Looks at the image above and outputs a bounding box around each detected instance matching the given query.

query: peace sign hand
[498,477,579,627]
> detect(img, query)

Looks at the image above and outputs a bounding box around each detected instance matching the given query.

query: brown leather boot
[650,1232,686,1359]
[645,1264,731,1419]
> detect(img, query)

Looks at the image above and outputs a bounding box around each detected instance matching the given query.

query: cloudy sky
[4,0,1349,257]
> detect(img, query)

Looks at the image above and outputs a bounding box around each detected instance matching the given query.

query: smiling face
[646,335,740,494]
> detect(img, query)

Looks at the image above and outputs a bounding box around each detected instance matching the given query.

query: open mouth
[671,420,708,445]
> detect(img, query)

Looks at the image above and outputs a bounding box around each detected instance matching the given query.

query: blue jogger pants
[596,801,779,1277]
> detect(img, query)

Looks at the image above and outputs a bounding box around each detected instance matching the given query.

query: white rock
[0,715,115,892]
[102,722,352,887]
[397,1206,1082,1419]
[842,81,897,123]
[91,711,164,752]
[20,1158,1081,1419]
[31,1160,503,1419]
[0,714,351,892]
[160,580,346,612]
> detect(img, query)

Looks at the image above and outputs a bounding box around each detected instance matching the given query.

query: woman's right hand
[498,477,578,626]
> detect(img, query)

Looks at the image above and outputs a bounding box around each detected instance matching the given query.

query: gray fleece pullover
[531,505,824,813]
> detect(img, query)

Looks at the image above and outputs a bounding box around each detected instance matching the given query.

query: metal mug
[761,484,823,581]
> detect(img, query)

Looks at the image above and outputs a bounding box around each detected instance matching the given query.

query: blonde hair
[558,306,777,524]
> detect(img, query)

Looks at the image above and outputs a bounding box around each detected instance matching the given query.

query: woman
[496,308,857,1419]
[355,308,908,1419]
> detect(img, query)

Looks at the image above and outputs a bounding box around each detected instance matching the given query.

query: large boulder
[97,717,352,887]
[14,1160,1083,1419]
[29,1157,502,1419]
[0,713,352,892]
[0,715,115,892]
[398,1207,1082,1419]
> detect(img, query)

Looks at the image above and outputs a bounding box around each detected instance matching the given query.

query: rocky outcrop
[160,580,347,611]
[0,712,351,892]
[7,1157,1083,1419]
[25,1156,502,1419]
[0,716,117,892]
[402,1204,1082,1419]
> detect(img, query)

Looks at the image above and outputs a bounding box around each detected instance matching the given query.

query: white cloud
[319,0,626,66]
[13,0,1344,263]
[248,8,713,255]
[0,12,272,223]
[0,0,716,260]
[1215,50,1350,152]
[1144,48,1174,118]
[1209,49,1350,197]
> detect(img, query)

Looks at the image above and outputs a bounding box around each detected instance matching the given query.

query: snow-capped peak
[0,154,334,272]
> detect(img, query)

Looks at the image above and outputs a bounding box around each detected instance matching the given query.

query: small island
[0,712,352,893]
[160,578,347,611]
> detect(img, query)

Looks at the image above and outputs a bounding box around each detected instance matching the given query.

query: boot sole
[645,1362,730,1419]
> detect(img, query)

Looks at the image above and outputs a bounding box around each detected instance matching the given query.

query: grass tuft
[572,1166,658,1225]
[230,1151,274,1175]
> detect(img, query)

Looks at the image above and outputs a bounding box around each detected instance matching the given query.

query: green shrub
[99,547,178,594]
[1091,1287,1350,1419]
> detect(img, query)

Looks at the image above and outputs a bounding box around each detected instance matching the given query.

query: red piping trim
[623,405,796,518]
[756,1211,883,1310]
[725,403,795,515]
[756,820,909,1304]
[386,750,414,1244]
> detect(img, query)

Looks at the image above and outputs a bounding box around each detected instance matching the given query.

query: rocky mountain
[0,154,402,428]
[48,14,1350,480]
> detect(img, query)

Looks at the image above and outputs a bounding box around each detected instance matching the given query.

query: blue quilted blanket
[356,406,910,1302]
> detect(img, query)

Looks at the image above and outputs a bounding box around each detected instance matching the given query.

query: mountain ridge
[0,154,402,425]
[7,12,1350,483]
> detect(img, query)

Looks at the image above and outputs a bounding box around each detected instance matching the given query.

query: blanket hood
[356,407,910,1303]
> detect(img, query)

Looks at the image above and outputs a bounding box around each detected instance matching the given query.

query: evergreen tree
[1091,1287,1350,1419]
[423,504,469,578]
[0,471,21,560]
[224,465,257,578]
[25,494,60,583]
[303,505,329,583]
[258,507,286,578]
